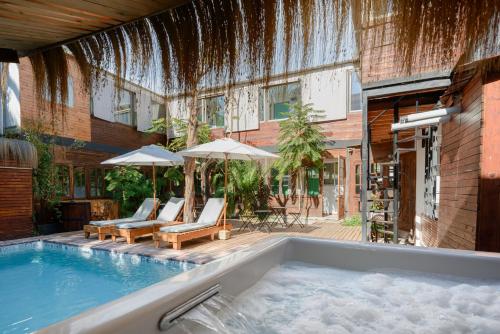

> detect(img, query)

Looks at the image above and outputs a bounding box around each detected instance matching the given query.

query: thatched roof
[0,138,38,168]
[2,0,499,109]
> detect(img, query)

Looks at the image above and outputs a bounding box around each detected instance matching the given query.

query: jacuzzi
[40,237,500,333]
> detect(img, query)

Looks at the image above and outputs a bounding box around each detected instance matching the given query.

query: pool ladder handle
[158,284,221,331]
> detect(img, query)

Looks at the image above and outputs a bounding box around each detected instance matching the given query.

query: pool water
[0,241,195,333]
[181,261,500,333]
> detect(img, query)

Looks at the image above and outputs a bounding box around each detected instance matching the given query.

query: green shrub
[342,214,362,226]
[105,166,154,217]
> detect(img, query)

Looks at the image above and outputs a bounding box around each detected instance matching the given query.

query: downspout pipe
[391,116,451,131]
[399,106,460,123]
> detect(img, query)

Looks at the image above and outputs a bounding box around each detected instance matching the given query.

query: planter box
[37,223,60,235]
[218,229,231,240]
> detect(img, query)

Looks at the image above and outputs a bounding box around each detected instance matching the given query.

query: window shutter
[307,168,320,196]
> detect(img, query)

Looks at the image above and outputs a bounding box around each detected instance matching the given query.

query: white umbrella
[101,144,184,218]
[179,138,279,229]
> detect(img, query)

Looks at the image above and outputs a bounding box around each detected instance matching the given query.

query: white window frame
[259,81,301,122]
[114,88,136,127]
[198,94,225,128]
[348,69,362,113]
[151,99,166,120]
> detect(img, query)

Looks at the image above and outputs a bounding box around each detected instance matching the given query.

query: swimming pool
[0,241,196,333]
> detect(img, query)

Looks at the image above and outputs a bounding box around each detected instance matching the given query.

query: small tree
[274,103,326,209]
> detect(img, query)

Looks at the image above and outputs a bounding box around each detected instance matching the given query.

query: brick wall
[436,75,482,250]
[19,58,92,141]
[91,117,164,150]
[421,216,439,247]
[0,167,33,240]
[212,112,362,147]
[476,74,500,252]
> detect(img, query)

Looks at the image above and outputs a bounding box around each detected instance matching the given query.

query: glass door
[323,160,339,215]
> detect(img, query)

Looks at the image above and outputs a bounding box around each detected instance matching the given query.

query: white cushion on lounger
[131,198,158,220]
[158,198,224,233]
[115,198,185,229]
[89,198,158,226]
[90,217,141,227]
[157,197,185,221]
[197,198,224,226]
[159,222,214,233]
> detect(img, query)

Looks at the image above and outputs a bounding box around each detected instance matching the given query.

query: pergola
[0,0,188,61]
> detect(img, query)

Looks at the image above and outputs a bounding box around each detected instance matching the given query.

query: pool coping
[0,233,205,265]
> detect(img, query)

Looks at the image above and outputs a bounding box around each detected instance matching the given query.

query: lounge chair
[153,198,232,250]
[111,197,185,244]
[83,198,158,241]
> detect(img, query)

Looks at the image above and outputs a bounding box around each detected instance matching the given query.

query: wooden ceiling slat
[0,7,114,30]
[0,1,124,27]
[0,0,186,54]
[0,16,93,35]
[38,0,135,22]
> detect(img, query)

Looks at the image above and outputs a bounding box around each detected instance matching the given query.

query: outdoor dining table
[254,209,273,233]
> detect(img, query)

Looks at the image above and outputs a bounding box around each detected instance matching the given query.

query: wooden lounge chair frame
[111,208,184,244]
[153,204,232,250]
[83,200,159,241]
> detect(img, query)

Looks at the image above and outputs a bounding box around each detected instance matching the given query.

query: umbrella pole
[153,163,157,219]
[224,155,228,229]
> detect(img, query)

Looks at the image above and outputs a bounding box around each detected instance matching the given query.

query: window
[271,169,290,196]
[44,76,74,107]
[73,167,86,199]
[350,70,362,112]
[355,164,361,194]
[370,163,381,175]
[199,95,225,128]
[56,165,70,197]
[2,63,20,133]
[324,162,338,185]
[114,89,136,126]
[151,101,166,120]
[89,168,104,198]
[259,82,301,121]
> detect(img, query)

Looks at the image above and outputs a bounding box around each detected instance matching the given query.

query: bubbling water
[178,261,500,333]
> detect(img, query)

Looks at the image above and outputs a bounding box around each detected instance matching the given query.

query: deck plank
[1,221,361,264]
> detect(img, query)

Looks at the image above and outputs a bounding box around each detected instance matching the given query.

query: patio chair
[83,198,158,241]
[153,198,231,250]
[111,197,185,244]
[288,208,305,228]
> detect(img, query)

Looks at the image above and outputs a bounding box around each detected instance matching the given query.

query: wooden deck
[1,221,361,264]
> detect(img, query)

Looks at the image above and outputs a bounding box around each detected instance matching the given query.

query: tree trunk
[183,93,199,223]
[200,161,211,205]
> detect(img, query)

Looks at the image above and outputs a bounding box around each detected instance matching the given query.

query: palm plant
[275,103,326,207]
[210,160,262,216]
[228,161,260,214]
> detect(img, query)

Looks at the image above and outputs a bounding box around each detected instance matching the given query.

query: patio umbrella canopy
[179,138,278,230]
[101,145,184,218]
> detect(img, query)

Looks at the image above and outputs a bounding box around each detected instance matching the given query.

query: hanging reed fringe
[0,138,38,168]
[25,0,500,108]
